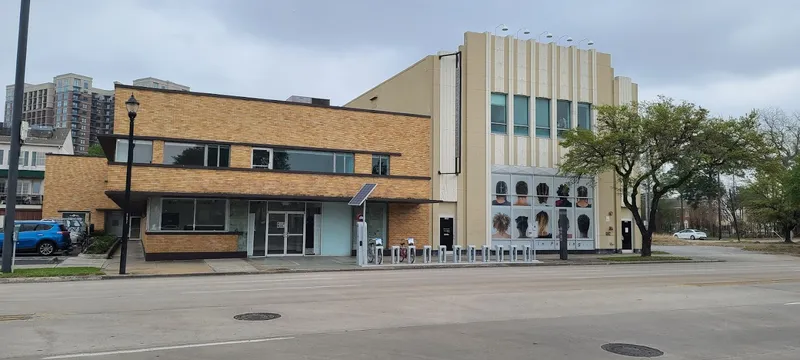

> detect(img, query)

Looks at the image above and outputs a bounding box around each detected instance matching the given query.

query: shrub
[84,234,117,254]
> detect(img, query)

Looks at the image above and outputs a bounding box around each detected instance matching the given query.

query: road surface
[2,247,800,359]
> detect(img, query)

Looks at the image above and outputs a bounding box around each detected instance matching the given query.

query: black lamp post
[119,94,139,275]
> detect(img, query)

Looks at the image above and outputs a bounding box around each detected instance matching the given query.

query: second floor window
[490,93,507,134]
[164,142,230,168]
[557,100,572,138]
[256,148,354,174]
[578,102,592,130]
[513,95,529,136]
[116,139,153,164]
[535,98,551,138]
[372,155,390,175]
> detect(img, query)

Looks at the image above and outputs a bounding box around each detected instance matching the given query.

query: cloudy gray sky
[2,0,798,117]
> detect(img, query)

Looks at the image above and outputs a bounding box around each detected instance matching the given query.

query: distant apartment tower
[4,82,56,128]
[132,77,190,91]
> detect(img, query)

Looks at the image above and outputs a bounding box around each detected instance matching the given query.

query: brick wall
[388,203,431,246]
[106,164,430,200]
[143,233,238,253]
[42,155,119,231]
[114,86,431,178]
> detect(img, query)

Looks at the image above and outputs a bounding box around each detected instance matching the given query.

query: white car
[673,229,707,240]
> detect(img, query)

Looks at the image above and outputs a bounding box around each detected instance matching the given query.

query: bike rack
[468,245,477,263]
[391,246,400,264]
[375,246,384,265]
[438,245,447,263]
[422,245,432,263]
[408,245,416,263]
[453,245,462,263]
[523,244,532,262]
[510,245,518,262]
[496,245,504,262]
[482,245,491,262]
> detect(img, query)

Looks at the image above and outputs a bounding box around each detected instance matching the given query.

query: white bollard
[423,245,432,263]
[468,245,477,263]
[453,245,462,263]
[375,246,384,265]
[391,246,400,264]
[408,245,416,264]
[524,244,532,262]
[438,245,447,263]
[496,245,504,262]
[510,245,518,262]
[482,245,491,262]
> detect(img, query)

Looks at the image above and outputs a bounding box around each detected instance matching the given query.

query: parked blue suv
[0,220,72,256]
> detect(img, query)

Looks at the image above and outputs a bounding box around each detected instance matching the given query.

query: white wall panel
[558,47,570,99]
[493,38,505,93]
[438,53,458,202]
[537,43,550,98]
[516,40,528,96]
[579,49,590,102]
[515,137,528,166]
[538,138,550,168]
[617,77,633,105]
[493,134,505,165]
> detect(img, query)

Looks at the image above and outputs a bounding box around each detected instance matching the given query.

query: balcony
[0,193,43,206]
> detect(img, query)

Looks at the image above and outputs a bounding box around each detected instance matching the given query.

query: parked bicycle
[367,238,383,265]
[399,238,415,264]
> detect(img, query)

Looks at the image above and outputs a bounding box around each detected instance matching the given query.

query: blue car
[0,220,72,256]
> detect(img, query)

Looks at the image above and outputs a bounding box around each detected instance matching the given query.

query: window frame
[115,139,154,164]
[490,93,508,134]
[158,198,229,232]
[513,95,530,136]
[251,148,274,169]
[556,100,572,138]
[577,102,592,130]
[271,149,354,174]
[162,142,230,168]
[371,155,390,175]
[535,98,551,138]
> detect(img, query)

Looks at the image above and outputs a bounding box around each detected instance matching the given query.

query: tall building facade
[5,74,186,154]
[346,31,642,253]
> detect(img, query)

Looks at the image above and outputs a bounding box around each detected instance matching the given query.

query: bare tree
[759,108,800,168]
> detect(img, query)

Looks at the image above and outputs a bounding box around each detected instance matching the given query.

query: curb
[0,258,722,284]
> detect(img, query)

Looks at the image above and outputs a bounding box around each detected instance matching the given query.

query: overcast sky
[2,0,798,117]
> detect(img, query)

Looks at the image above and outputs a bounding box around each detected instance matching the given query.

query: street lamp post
[2,0,31,273]
[118,94,139,275]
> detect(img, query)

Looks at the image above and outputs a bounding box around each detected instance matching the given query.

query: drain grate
[601,343,664,357]
[0,314,33,322]
[234,313,281,321]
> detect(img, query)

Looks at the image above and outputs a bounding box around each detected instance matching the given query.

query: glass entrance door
[266,212,305,256]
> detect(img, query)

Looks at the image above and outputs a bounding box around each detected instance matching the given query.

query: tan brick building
[43,85,434,260]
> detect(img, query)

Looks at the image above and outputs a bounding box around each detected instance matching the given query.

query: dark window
[577,102,592,130]
[372,155,390,175]
[251,149,272,168]
[272,149,353,173]
[35,224,53,231]
[163,143,229,167]
[556,100,572,138]
[513,95,529,136]
[490,93,507,134]
[18,224,37,232]
[160,198,227,231]
[535,98,551,138]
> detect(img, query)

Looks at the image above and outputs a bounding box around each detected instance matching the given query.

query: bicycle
[398,238,415,264]
[366,238,383,265]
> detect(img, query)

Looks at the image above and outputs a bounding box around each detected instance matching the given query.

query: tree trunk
[641,231,652,257]
[679,196,684,229]
[784,226,794,243]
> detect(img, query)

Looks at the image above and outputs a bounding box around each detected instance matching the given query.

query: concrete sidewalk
[102,241,259,275]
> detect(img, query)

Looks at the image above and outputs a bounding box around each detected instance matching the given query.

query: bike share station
[350,184,545,268]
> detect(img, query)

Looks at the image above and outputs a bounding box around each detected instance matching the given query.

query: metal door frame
[128,216,142,240]
[266,211,306,257]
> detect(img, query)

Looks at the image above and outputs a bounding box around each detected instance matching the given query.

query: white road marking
[41,336,294,359]
[784,302,800,305]
[182,284,357,294]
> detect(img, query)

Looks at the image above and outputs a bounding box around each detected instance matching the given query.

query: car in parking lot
[673,229,708,240]
[0,220,73,256]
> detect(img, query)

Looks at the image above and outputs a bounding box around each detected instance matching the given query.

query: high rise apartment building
[5,74,186,154]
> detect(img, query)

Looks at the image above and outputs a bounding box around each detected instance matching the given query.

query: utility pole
[717,172,723,240]
[2,0,31,273]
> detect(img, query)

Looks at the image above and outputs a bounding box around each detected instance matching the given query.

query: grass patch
[739,242,800,256]
[652,234,690,246]
[0,267,103,278]
[652,250,671,255]
[600,255,692,262]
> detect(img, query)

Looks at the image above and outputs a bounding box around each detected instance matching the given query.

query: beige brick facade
[388,203,431,247]
[142,232,238,253]
[42,155,118,231]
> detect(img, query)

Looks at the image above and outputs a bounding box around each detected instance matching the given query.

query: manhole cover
[601,343,664,357]
[234,313,281,321]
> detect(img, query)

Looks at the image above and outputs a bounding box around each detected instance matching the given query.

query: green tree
[87,144,105,157]
[559,96,765,256]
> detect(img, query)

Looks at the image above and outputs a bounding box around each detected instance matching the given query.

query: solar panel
[348,183,377,206]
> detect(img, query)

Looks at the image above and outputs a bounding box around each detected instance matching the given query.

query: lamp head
[125,93,139,115]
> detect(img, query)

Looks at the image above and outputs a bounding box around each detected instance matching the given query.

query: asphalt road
[2,246,800,359]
